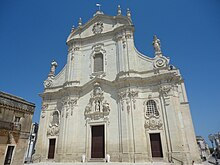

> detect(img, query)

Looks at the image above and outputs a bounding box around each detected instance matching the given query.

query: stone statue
[152,35,162,55]
[93,83,103,96]
[103,101,110,112]
[85,105,91,114]
[95,100,101,112]
[48,60,58,77]
[117,5,121,15]
[127,8,131,19]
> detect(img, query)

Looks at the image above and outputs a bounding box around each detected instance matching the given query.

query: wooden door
[48,139,56,159]
[150,133,163,157]
[91,125,105,158]
[4,146,14,165]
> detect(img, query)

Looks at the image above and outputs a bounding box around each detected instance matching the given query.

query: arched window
[94,53,103,72]
[51,111,59,125]
[146,100,159,117]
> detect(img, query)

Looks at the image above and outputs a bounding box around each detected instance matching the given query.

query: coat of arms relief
[92,21,104,34]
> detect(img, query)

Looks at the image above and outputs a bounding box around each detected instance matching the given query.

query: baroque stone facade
[0,91,35,165]
[35,8,201,164]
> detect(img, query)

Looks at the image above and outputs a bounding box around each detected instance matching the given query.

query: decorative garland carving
[160,84,172,96]
[118,91,126,111]
[118,90,138,113]
[159,84,172,105]
[47,124,59,136]
[84,83,110,120]
[115,31,129,48]
[61,97,78,118]
[144,118,163,131]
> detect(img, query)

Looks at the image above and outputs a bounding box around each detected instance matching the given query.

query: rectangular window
[150,133,163,157]
[14,117,20,123]
[4,146,15,165]
[94,53,103,72]
[0,107,3,118]
[13,116,21,130]
[48,139,56,159]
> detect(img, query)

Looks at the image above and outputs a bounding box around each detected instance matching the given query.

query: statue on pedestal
[152,35,162,55]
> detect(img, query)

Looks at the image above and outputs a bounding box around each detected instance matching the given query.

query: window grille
[94,53,103,72]
[146,100,159,117]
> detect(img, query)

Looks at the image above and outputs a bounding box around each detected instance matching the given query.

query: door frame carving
[85,121,107,161]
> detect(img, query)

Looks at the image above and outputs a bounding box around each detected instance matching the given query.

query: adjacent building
[35,7,201,164]
[24,122,38,163]
[196,136,210,161]
[0,91,35,165]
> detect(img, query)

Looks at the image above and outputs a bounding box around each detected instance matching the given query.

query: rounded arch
[50,110,60,126]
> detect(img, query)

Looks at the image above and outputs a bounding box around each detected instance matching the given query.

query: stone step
[26,162,175,165]
[26,162,203,165]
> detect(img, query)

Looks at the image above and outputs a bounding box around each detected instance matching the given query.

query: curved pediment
[66,13,133,43]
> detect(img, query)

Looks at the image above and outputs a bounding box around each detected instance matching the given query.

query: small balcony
[13,122,21,131]
[0,121,21,131]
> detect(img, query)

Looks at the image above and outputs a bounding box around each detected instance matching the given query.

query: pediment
[67,14,133,43]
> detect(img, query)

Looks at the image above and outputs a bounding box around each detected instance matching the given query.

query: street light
[209,134,219,165]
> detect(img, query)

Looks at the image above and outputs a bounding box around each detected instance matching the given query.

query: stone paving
[25,155,220,165]
[27,163,173,165]
[26,162,203,165]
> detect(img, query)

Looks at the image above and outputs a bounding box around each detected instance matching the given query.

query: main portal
[91,125,105,158]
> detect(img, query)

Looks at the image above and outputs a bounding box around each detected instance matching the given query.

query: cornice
[41,69,182,99]
[0,104,34,114]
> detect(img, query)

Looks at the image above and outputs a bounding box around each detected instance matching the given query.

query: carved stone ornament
[84,83,110,120]
[92,21,104,34]
[144,119,163,131]
[153,56,170,69]
[47,124,59,136]
[60,97,78,118]
[41,104,48,118]
[44,76,54,88]
[160,84,172,96]
[118,90,138,113]
[47,110,60,136]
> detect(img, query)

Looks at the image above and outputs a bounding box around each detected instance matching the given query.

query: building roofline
[0,91,35,108]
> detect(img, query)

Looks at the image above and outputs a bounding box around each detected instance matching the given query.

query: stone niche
[84,82,110,120]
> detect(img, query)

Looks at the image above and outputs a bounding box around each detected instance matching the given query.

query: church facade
[35,7,200,164]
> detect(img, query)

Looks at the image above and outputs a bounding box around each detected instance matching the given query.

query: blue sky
[0,0,219,143]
